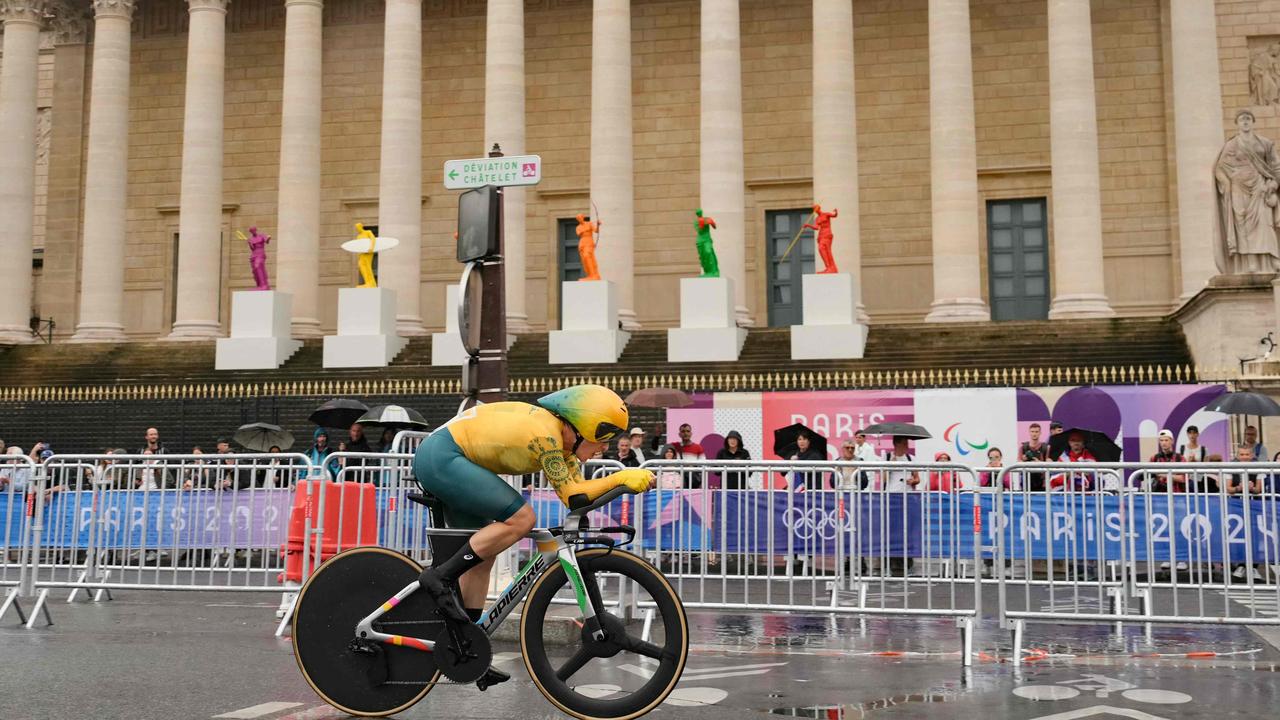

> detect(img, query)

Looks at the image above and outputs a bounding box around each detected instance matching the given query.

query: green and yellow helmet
[537,384,629,444]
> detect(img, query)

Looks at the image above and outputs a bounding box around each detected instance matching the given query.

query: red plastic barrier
[280,480,378,583]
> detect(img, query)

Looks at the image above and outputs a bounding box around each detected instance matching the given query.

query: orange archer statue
[575,213,601,281]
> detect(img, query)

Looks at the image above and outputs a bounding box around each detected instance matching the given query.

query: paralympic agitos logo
[943,422,989,457]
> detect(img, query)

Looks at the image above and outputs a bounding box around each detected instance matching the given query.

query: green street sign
[443,154,542,190]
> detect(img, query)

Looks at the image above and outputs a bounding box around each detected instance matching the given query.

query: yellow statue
[354,223,378,288]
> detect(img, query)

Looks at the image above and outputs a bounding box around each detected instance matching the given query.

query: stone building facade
[0,0,1275,342]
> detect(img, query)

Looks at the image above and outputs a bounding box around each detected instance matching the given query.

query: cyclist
[413,384,654,683]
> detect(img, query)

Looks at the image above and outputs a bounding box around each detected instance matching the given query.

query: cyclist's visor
[594,422,624,442]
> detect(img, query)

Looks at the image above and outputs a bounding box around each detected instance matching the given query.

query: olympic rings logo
[782,506,855,541]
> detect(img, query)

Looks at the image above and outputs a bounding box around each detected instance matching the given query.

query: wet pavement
[1,590,1278,719]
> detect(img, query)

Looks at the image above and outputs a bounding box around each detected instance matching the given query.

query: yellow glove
[613,468,655,494]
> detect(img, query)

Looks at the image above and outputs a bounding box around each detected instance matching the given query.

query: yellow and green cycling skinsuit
[412,402,651,529]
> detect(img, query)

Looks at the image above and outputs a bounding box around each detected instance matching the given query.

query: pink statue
[803,204,839,274]
[240,227,271,290]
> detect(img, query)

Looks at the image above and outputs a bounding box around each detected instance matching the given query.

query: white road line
[212,702,303,719]
[682,661,789,674]
[275,706,347,720]
[618,663,783,682]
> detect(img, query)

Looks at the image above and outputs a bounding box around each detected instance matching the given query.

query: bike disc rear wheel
[520,548,688,720]
[292,547,442,717]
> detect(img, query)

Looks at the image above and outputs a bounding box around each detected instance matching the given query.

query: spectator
[1049,421,1063,436]
[1227,445,1268,581]
[1226,444,1266,495]
[307,428,337,478]
[980,447,1011,489]
[0,446,31,493]
[136,448,169,490]
[672,423,705,460]
[1184,452,1220,494]
[137,427,167,455]
[377,427,396,453]
[881,435,920,491]
[1019,423,1050,491]
[1049,431,1096,491]
[182,447,209,490]
[214,438,247,490]
[1148,429,1186,492]
[1181,425,1208,461]
[928,451,958,492]
[609,436,641,468]
[656,445,683,489]
[789,430,825,490]
[628,427,648,462]
[716,430,750,489]
[1244,425,1268,462]
[260,445,285,489]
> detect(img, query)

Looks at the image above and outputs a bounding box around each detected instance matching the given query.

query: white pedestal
[323,288,409,368]
[431,284,470,366]
[791,273,868,360]
[215,291,303,370]
[550,281,630,364]
[667,277,747,362]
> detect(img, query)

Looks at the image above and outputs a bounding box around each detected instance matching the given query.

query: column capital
[46,0,91,44]
[91,0,136,21]
[187,0,229,12]
[284,0,322,8]
[0,0,49,26]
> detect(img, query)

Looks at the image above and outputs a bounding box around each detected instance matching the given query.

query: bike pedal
[476,667,510,692]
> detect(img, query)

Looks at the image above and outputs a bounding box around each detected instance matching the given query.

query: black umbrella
[308,398,370,430]
[862,422,932,440]
[1204,391,1280,416]
[772,423,828,459]
[357,404,430,430]
[1048,427,1122,463]
[233,422,294,452]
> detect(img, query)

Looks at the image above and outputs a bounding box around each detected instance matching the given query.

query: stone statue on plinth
[575,213,601,281]
[1214,110,1280,275]
[237,227,271,290]
[695,208,720,278]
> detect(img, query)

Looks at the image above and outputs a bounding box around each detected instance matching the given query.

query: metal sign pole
[472,144,508,405]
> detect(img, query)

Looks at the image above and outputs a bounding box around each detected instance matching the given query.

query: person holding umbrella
[1049,430,1098,491]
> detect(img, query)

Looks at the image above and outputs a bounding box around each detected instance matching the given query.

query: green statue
[695,208,720,278]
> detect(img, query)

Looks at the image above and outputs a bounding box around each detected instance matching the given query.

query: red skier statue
[803,204,839,274]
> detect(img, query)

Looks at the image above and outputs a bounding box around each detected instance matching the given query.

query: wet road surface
[1,590,1277,719]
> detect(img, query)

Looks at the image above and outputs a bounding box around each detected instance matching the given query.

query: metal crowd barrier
[631,459,984,663]
[993,461,1280,664]
[0,453,314,628]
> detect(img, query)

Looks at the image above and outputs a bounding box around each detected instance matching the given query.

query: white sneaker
[1233,566,1246,579]
[1175,561,1188,571]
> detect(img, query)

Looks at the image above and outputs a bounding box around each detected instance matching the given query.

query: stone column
[378,0,424,335]
[1047,0,1113,318]
[275,0,324,337]
[924,0,989,321]
[700,0,749,325]
[589,0,637,330]
[1171,0,1224,303]
[168,0,230,340]
[0,0,48,344]
[812,0,866,322]
[485,0,531,332]
[72,0,136,342]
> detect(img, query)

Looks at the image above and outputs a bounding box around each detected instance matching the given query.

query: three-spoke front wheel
[520,548,689,720]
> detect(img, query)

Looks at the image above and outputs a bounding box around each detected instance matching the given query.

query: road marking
[1024,705,1170,720]
[275,706,348,720]
[665,687,729,706]
[1014,686,1081,701]
[212,702,303,719]
[492,651,522,665]
[619,660,787,683]
[1119,689,1192,705]
[1221,589,1279,617]
[683,661,789,674]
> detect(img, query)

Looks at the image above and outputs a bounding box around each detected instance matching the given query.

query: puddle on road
[763,687,964,718]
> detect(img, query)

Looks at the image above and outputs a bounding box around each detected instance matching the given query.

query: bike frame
[354,528,601,653]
